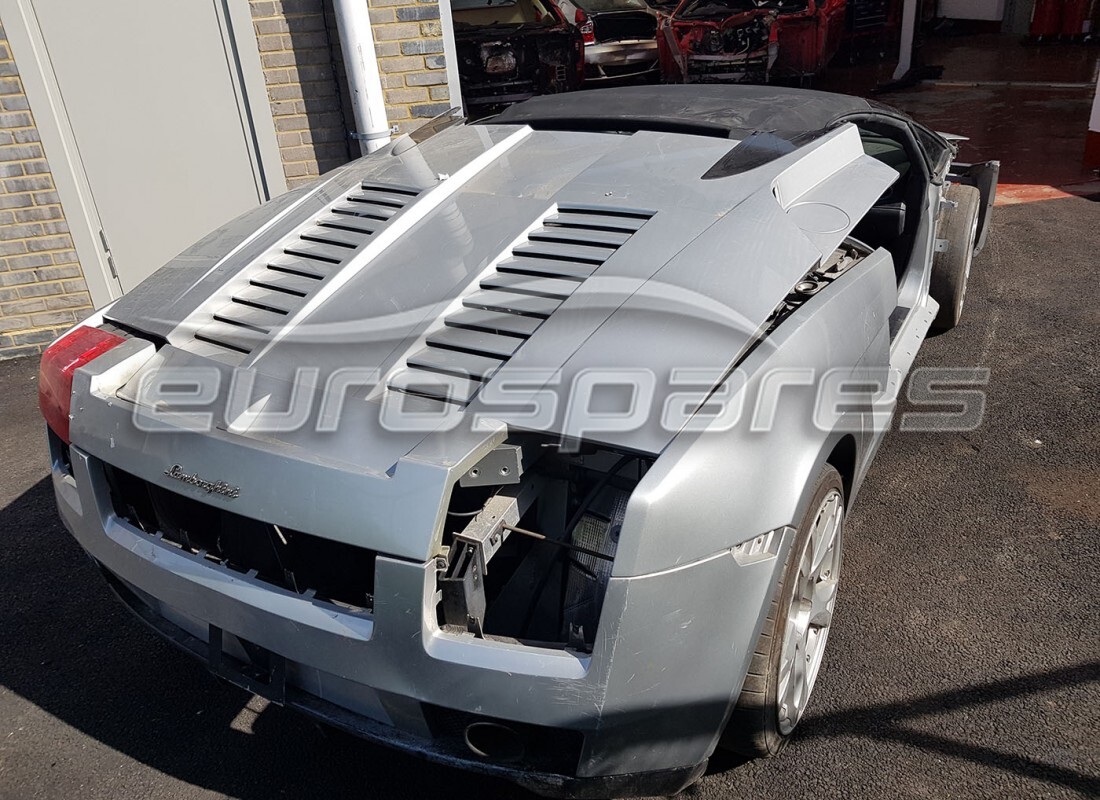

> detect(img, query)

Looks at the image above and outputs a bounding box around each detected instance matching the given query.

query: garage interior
[820,26,1100,200]
[0,2,1097,799]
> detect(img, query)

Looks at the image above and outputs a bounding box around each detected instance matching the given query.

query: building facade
[248,0,454,189]
[0,0,455,359]
[0,20,93,359]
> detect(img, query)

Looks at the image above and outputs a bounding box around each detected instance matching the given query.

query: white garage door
[10,0,285,294]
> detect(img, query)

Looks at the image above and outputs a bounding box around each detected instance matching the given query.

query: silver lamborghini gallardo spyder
[39,86,997,797]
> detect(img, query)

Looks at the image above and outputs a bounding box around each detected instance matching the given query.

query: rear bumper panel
[586,40,658,66]
[100,565,705,798]
[584,41,659,81]
[51,438,787,791]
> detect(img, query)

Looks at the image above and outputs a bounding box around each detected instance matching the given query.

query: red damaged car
[657,0,846,84]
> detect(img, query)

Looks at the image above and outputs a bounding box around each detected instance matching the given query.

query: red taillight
[38,326,126,444]
[575,9,596,44]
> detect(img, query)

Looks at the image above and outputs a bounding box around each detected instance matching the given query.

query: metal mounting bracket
[350,126,399,141]
[438,475,545,636]
[459,444,525,487]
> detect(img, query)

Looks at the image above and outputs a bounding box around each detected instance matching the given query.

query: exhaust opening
[464,721,526,763]
[423,704,585,773]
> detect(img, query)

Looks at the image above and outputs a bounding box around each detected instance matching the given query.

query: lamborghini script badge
[164,464,241,498]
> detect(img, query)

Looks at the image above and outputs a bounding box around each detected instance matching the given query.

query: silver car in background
[39,86,996,797]
[550,0,660,81]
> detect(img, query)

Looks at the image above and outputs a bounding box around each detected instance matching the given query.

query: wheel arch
[613,258,894,578]
[787,431,860,540]
[825,433,857,502]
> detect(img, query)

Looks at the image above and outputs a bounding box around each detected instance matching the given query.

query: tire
[721,465,845,758]
[929,184,981,335]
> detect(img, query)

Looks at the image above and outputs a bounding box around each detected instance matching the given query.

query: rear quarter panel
[612,247,898,578]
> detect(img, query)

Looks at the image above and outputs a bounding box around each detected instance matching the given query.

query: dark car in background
[550,0,660,82]
[452,0,585,113]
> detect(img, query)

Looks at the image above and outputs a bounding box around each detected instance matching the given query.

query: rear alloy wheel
[722,466,845,757]
[929,183,981,334]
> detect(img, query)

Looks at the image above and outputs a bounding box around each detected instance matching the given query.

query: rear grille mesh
[388,206,654,407]
[194,182,421,359]
[104,464,377,612]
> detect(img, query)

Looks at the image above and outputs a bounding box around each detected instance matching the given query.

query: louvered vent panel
[195,183,420,358]
[389,206,654,407]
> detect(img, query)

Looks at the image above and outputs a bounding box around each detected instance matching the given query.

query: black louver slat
[479,273,580,299]
[194,183,420,360]
[444,307,544,338]
[495,257,597,281]
[233,285,301,314]
[389,206,654,407]
[248,270,317,296]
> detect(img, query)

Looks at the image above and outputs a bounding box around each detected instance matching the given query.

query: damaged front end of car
[658,0,818,83]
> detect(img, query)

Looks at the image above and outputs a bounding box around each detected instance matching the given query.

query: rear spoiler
[948,160,999,255]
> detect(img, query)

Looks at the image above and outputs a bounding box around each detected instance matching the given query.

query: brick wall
[0,2,452,358]
[249,0,451,189]
[0,21,92,361]
[249,0,356,189]
[369,0,451,129]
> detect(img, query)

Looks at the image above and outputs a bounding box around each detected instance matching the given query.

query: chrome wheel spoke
[776,487,844,735]
[790,637,807,712]
[810,495,840,574]
[809,577,838,628]
[778,653,793,701]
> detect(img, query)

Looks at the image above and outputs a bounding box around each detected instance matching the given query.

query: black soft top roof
[488,85,882,140]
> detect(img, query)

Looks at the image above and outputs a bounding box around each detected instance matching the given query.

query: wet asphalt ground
[1,193,1098,799]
